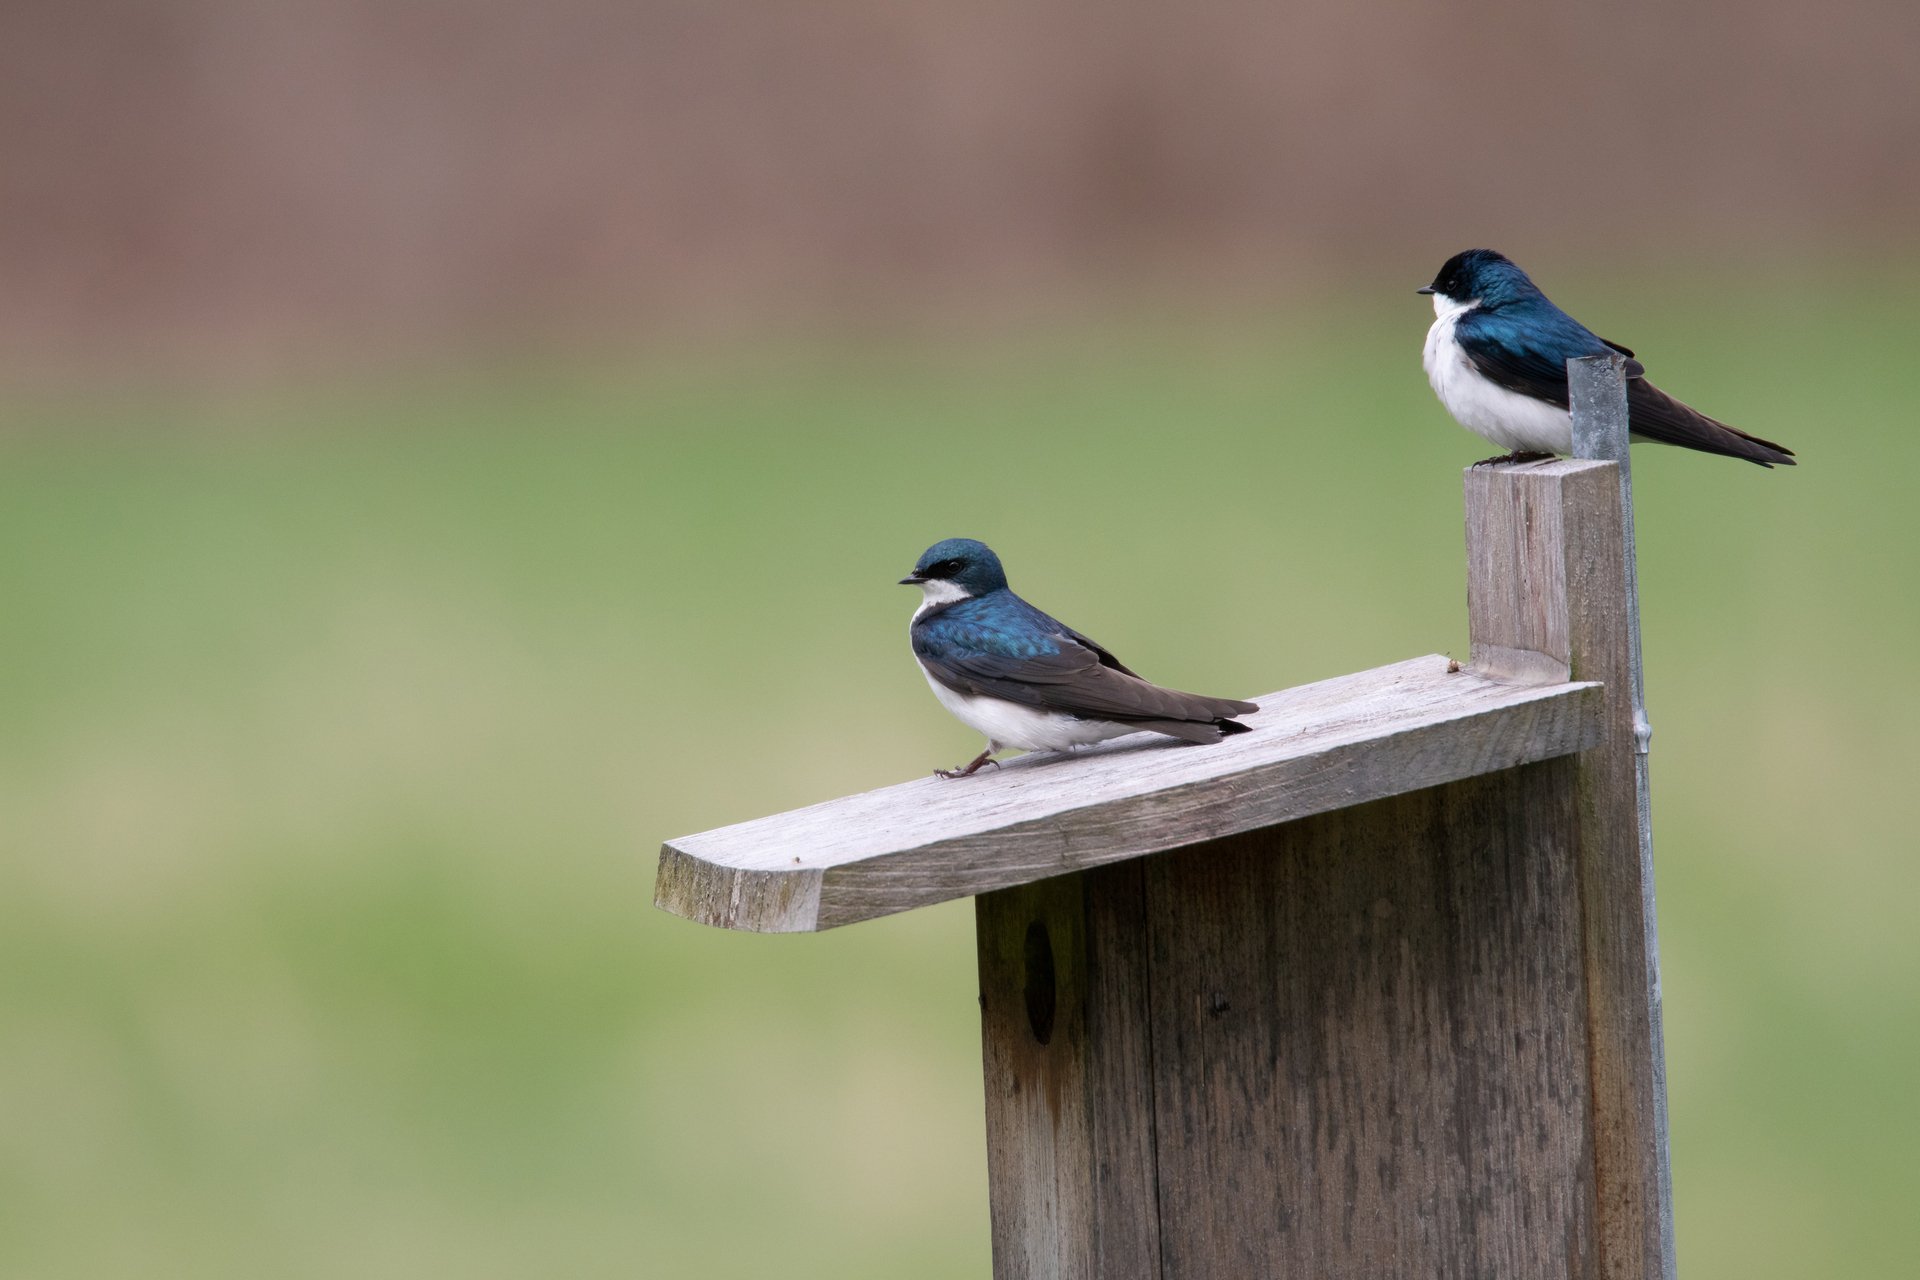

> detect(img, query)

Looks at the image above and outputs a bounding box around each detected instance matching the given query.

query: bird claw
[934,753,1002,780]
[1471,451,1557,468]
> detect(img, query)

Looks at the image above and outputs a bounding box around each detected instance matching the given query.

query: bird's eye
[933,559,961,577]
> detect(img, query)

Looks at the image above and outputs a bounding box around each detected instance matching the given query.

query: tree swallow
[900,538,1258,778]
[1419,249,1796,468]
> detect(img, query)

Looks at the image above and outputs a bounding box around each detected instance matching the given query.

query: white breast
[1423,298,1573,456]
[919,662,1134,754]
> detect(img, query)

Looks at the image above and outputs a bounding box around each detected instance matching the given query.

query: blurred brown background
[4,0,1916,381]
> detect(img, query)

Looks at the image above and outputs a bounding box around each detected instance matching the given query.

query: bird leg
[934,749,1002,780]
[1470,450,1558,468]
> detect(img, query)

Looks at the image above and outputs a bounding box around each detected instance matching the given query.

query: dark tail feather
[1132,694,1258,744]
[1627,379,1796,467]
[1133,714,1253,744]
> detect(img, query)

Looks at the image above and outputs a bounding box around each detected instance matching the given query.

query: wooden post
[1465,454,1671,1280]
[654,459,1674,1279]
[1567,351,1676,1280]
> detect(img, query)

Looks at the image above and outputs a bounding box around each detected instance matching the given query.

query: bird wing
[1454,300,1792,466]
[1600,336,1641,365]
[914,604,1255,725]
[1058,623,1140,677]
[1458,308,1646,407]
[1624,378,1797,466]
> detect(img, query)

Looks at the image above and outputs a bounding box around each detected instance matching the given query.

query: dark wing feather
[1625,379,1796,467]
[1457,322,1580,409]
[1059,623,1139,677]
[920,643,1256,726]
[1460,303,1791,466]
[1458,308,1644,406]
[915,599,1256,728]
[1600,337,1646,376]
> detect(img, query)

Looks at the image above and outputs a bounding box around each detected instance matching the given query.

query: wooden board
[656,657,1604,932]
[1466,458,1670,1280]
[1142,764,1595,1278]
[975,763,1598,1279]
[976,865,1162,1280]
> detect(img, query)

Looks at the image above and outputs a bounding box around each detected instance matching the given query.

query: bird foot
[934,750,1002,780]
[1470,451,1558,468]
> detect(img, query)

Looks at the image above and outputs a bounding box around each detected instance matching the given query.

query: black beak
[1416,285,1436,295]
[899,574,924,585]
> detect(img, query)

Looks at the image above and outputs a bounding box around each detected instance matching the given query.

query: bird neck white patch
[912,579,972,621]
[1431,293,1479,322]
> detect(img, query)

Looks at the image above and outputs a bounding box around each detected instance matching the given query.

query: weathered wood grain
[1467,458,1670,1280]
[1465,458,1575,684]
[1140,763,1595,1279]
[976,866,1161,1280]
[974,764,1599,1280]
[656,657,1604,932]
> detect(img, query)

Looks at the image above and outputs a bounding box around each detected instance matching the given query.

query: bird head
[900,537,1009,600]
[1418,249,1538,313]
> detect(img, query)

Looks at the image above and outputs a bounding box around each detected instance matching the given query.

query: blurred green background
[5,4,1920,1278]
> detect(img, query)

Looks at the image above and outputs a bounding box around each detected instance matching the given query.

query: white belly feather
[919,663,1133,753]
[1423,301,1573,455]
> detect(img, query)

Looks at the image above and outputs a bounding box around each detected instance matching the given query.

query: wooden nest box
[655,359,1675,1280]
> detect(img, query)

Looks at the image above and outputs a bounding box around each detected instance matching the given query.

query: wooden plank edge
[653,843,826,933]
[807,680,1605,929]
[654,679,1605,934]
